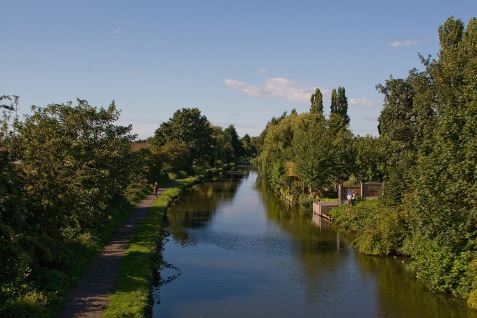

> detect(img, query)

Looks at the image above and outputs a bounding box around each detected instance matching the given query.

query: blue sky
[1,0,476,138]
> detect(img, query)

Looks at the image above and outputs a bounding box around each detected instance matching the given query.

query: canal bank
[102,176,199,317]
[103,165,239,317]
[154,170,476,318]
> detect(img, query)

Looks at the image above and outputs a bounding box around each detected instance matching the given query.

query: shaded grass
[103,176,199,318]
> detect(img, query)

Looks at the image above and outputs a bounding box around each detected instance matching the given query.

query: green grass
[103,176,199,318]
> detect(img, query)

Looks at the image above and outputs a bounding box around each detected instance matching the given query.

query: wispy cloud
[257,67,268,74]
[225,77,325,103]
[110,27,122,36]
[349,97,374,108]
[389,39,418,48]
[224,79,263,97]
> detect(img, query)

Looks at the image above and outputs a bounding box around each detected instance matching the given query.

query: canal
[153,169,476,318]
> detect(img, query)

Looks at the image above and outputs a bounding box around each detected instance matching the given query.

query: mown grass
[103,176,199,318]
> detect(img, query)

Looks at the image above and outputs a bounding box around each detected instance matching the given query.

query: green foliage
[310,88,323,114]
[376,78,416,205]
[224,124,244,160]
[157,139,191,172]
[240,133,259,158]
[293,113,336,192]
[258,94,353,196]
[0,99,147,316]
[352,136,385,182]
[329,86,350,133]
[257,113,296,193]
[373,16,477,303]
[153,108,251,170]
[402,234,476,297]
[153,108,213,169]
[331,200,406,256]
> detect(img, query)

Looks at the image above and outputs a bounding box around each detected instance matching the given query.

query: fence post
[338,184,342,206]
[360,182,364,199]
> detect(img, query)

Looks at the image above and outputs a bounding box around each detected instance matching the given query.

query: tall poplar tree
[336,87,350,125]
[330,89,338,114]
[329,86,350,133]
[310,88,323,114]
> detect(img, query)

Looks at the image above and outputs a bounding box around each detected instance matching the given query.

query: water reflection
[355,255,477,318]
[166,171,247,244]
[154,170,475,318]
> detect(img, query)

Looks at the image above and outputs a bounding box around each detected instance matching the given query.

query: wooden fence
[338,182,382,205]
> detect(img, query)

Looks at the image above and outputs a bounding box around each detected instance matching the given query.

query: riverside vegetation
[256,17,477,309]
[0,99,257,316]
[1,14,476,316]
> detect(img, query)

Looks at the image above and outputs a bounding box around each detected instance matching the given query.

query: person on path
[346,191,353,206]
[153,182,159,197]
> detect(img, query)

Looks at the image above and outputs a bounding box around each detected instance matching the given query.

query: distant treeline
[257,17,477,309]
[0,99,257,316]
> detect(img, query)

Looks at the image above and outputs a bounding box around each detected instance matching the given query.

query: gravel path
[60,191,163,318]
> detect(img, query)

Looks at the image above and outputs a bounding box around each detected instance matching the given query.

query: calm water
[153,170,476,318]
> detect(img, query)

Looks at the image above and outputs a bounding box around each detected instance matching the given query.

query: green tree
[257,113,297,192]
[352,136,385,182]
[241,134,259,158]
[330,89,338,114]
[376,78,416,205]
[403,17,477,298]
[327,87,353,182]
[310,88,323,114]
[224,124,243,161]
[15,100,135,231]
[293,113,335,193]
[374,17,477,301]
[0,95,29,313]
[1,99,137,316]
[329,86,350,133]
[153,108,213,169]
[336,87,350,125]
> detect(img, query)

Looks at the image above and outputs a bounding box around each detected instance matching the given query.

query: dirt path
[60,191,164,318]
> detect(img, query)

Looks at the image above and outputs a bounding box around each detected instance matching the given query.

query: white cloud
[257,67,268,74]
[110,28,122,36]
[224,79,263,97]
[349,97,374,108]
[225,77,324,103]
[389,40,418,48]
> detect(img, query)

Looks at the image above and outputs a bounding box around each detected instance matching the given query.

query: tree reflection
[256,180,347,298]
[355,255,477,318]
[165,172,245,244]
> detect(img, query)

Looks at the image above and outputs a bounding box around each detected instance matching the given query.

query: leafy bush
[331,200,406,256]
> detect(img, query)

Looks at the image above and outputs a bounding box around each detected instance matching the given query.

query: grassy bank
[103,176,199,318]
